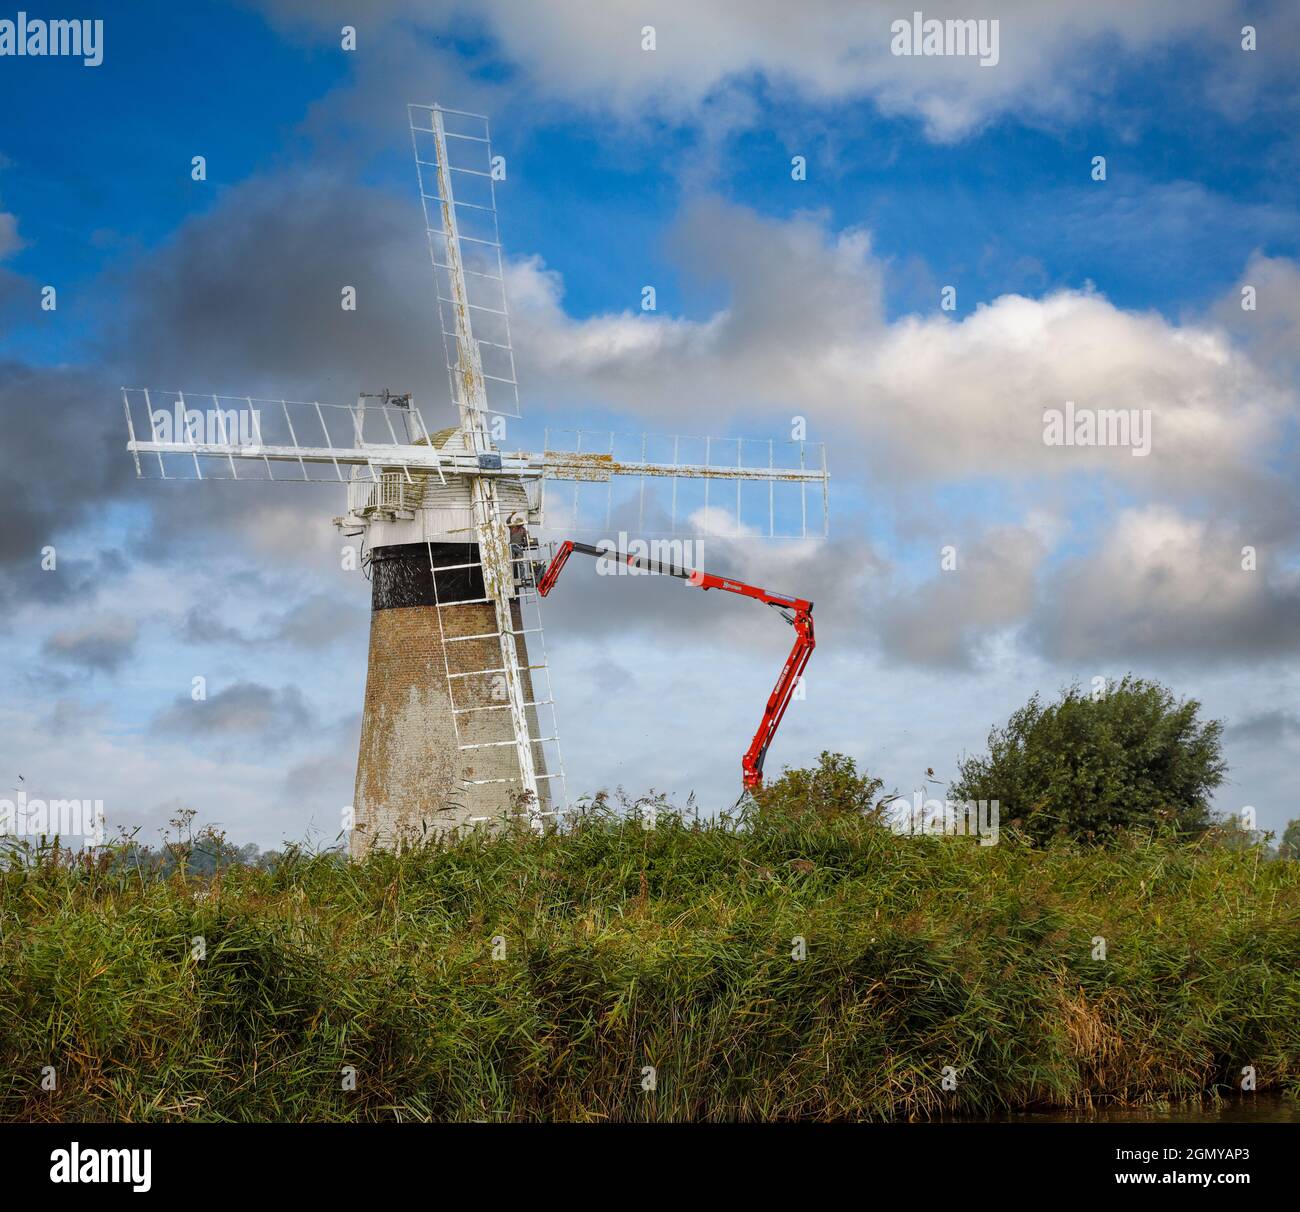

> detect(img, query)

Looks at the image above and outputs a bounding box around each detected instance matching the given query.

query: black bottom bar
[0,1120,1291,1196]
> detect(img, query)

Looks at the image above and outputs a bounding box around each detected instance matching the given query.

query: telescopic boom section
[537,541,815,791]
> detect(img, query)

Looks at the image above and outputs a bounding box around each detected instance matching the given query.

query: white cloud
[256,0,1255,141]
[508,199,1294,504]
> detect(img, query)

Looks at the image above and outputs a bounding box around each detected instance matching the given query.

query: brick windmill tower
[122,104,829,856]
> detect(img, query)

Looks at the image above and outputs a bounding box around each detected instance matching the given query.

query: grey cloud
[181,605,249,645]
[179,591,364,649]
[98,170,462,573]
[266,592,366,648]
[280,711,362,839]
[0,363,135,604]
[151,681,314,744]
[1028,508,1300,667]
[40,697,108,737]
[107,172,445,399]
[669,198,886,348]
[1212,252,1300,389]
[1226,709,1300,746]
[512,198,885,427]
[18,666,75,695]
[538,534,879,654]
[0,267,28,326]
[0,211,22,258]
[42,616,139,673]
[873,523,1045,669]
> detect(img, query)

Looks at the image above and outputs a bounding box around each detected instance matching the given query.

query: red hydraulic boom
[537,541,815,792]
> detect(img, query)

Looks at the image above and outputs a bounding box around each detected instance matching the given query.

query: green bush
[1280,819,1300,860]
[951,676,1226,845]
[753,751,886,823]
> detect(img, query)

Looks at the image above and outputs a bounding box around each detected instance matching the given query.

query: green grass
[2,792,1299,1122]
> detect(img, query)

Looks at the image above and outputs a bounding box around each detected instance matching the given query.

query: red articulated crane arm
[537,540,815,792]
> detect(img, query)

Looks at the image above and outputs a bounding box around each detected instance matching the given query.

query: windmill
[121,104,829,856]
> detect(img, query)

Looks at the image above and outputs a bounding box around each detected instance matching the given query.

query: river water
[999,1094,1297,1123]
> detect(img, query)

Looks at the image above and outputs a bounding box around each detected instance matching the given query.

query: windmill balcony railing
[348,472,413,516]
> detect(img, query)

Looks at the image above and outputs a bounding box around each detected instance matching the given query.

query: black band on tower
[369,542,485,610]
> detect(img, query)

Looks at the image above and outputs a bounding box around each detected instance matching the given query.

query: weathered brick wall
[350,601,549,858]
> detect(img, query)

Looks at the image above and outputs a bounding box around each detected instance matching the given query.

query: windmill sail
[540,429,828,540]
[404,104,551,822]
[121,390,439,482]
[120,389,829,539]
[410,104,521,423]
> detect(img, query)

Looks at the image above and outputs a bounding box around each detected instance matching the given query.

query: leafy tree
[1280,819,1300,860]
[950,676,1226,845]
[755,751,885,823]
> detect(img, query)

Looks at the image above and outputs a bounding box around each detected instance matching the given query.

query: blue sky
[1,0,1298,847]
[7,3,1295,341]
